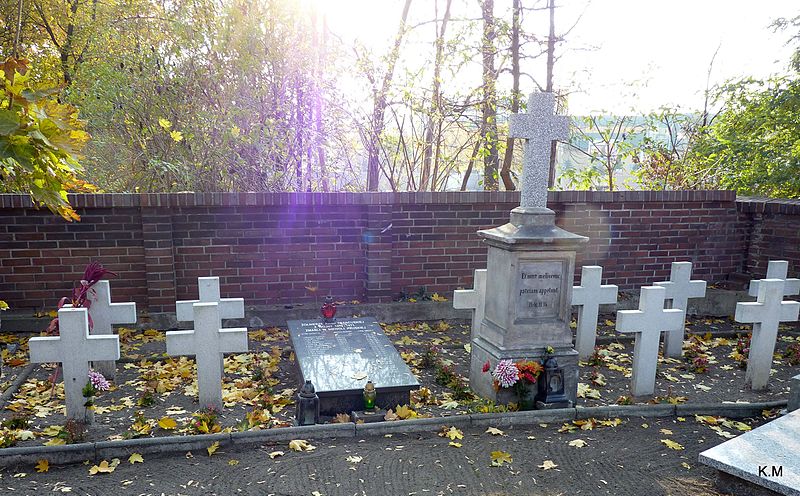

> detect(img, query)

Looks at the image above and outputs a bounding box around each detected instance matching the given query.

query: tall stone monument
[470,92,587,406]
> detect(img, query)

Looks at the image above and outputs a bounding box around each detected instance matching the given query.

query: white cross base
[736,278,800,390]
[166,302,248,410]
[748,260,800,297]
[508,92,569,209]
[453,269,487,341]
[616,286,685,397]
[572,266,618,359]
[28,307,120,422]
[654,262,706,358]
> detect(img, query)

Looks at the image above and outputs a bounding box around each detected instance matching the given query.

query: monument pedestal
[470,206,587,407]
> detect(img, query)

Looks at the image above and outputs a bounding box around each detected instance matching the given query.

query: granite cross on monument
[616,286,685,397]
[572,266,618,359]
[508,92,569,208]
[735,278,800,390]
[28,307,120,422]
[748,260,800,297]
[654,262,706,358]
[166,302,249,410]
[453,269,487,341]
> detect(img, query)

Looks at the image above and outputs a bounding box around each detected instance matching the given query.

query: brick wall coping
[0,190,736,209]
[736,196,800,215]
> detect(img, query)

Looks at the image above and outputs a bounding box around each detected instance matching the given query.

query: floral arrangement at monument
[82,369,110,410]
[482,358,544,408]
[46,261,117,335]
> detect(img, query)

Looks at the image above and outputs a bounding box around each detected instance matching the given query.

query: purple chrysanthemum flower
[88,369,110,391]
[492,359,519,388]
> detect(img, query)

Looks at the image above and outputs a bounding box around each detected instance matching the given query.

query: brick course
[0,191,786,313]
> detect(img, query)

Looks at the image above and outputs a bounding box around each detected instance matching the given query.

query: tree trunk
[315,12,328,191]
[366,0,413,191]
[419,0,452,191]
[461,138,483,191]
[480,0,498,190]
[499,0,521,191]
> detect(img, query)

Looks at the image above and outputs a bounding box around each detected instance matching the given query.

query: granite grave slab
[700,408,800,496]
[288,317,419,416]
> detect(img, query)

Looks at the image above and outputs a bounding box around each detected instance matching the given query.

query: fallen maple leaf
[538,460,558,470]
[34,459,49,473]
[289,439,316,452]
[449,442,462,448]
[490,451,513,467]
[384,409,398,421]
[207,441,220,456]
[660,429,673,435]
[268,451,284,459]
[332,413,351,424]
[660,439,684,450]
[485,427,504,436]
[444,427,463,440]
[346,455,362,464]
[128,453,144,464]
[228,459,239,466]
[395,404,417,419]
[158,417,177,430]
[89,459,120,475]
[568,439,587,448]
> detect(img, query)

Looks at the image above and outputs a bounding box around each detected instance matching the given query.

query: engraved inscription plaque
[515,260,564,319]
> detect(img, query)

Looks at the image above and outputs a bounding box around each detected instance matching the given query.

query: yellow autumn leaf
[568,439,587,448]
[268,451,284,459]
[228,459,239,466]
[158,118,172,130]
[394,404,417,419]
[449,442,462,448]
[681,462,691,470]
[490,451,513,467]
[660,429,673,435]
[346,455,362,464]
[539,460,558,470]
[288,439,316,452]
[89,459,118,475]
[485,427,505,436]
[445,427,464,440]
[170,130,184,142]
[207,441,220,456]
[660,439,684,450]
[35,459,49,473]
[128,453,144,464]
[43,438,66,446]
[430,293,448,302]
[158,417,177,430]
[230,125,240,137]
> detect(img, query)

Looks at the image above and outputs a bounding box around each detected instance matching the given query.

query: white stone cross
[453,269,487,341]
[654,262,707,358]
[84,280,136,380]
[28,307,120,422]
[509,92,569,208]
[616,286,685,397]
[176,276,245,322]
[735,278,800,390]
[572,266,618,359]
[166,302,248,410]
[748,260,800,297]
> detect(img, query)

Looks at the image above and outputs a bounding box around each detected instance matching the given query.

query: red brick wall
[738,197,800,279]
[0,190,775,314]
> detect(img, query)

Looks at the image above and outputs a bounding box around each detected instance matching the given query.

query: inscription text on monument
[516,261,563,319]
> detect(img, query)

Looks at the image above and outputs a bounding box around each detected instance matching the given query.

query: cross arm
[86,335,121,361]
[219,298,245,319]
[109,302,137,324]
[166,330,197,356]
[28,336,64,363]
[218,328,249,354]
[780,301,800,322]
[453,290,478,309]
[175,299,200,322]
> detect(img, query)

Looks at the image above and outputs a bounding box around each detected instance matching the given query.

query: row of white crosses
[457,259,799,397]
[28,276,247,422]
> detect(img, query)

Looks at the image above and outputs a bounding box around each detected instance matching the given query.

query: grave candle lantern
[537,356,571,408]
[321,296,337,320]
[296,380,320,426]
[363,380,376,410]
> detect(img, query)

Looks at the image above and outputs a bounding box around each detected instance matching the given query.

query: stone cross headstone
[735,278,800,390]
[28,307,120,422]
[176,276,245,377]
[654,262,707,358]
[616,286,685,397]
[453,269,487,340]
[572,266,618,359]
[748,260,800,297]
[176,276,245,321]
[166,302,248,410]
[508,92,569,208]
[84,280,136,380]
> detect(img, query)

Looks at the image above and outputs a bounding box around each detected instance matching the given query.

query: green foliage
[688,76,800,197]
[0,58,94,220]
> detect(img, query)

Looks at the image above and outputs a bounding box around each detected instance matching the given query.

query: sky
[318,0,798,115]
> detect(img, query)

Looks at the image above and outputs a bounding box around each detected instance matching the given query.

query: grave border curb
[0,400,787,468]
[0,364,35,405]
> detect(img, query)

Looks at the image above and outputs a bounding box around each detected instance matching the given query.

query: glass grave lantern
[536,356,571,409]
[321,295,337,320]
[363,380,376,410]
[296,380,320,425]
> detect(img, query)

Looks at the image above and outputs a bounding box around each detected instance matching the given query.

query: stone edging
[0,400,786,468]
[0,364,35,405]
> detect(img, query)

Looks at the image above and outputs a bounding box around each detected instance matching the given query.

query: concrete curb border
[0,400,787,468]
[0,364,35,406]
